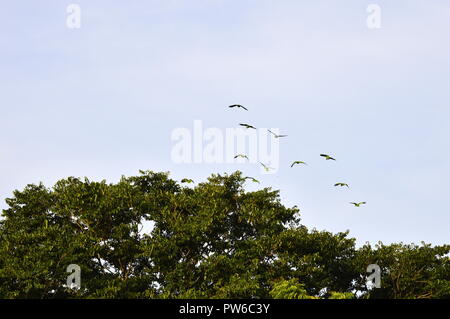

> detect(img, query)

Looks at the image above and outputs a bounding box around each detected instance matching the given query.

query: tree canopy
[0,170,449,299]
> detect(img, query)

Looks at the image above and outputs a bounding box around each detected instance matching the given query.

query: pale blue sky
[1,1,449,246]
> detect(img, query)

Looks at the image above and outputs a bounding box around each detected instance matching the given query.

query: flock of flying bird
[182,104,367,208]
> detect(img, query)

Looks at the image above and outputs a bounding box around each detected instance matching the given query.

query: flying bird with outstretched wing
[291,161,307,167]
[268,130,288,138]
[228,104,248,111]
[234,154,249,160]
[334,183,349,188]
[239,123,257,130]
[350,202,366,207]
[320,154,336,161]
[244,176,260,184]
[181,178,194,184]
[259,162,274,172]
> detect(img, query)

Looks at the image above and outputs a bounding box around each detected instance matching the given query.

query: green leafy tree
[355,242,450,299]
[0,170,449,299]
[270,279,318,299]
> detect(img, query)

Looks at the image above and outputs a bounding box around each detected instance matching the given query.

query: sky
[0,0,449,247]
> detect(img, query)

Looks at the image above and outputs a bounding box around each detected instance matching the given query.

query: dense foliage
[0,171,449,299]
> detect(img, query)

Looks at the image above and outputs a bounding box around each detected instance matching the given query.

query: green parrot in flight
[234,154,249,160]
[291,161,307,167]
[259,162,274,172]
[239,123,257,130]
[334,183,349,188]
[350,202,366,207]
[229,104,248,111]
[268,130,288,138]
[244,176,260,184]
[320,154,336,161]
